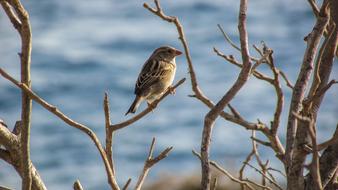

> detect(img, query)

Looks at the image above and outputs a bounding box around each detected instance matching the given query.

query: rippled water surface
[0,0,337,189]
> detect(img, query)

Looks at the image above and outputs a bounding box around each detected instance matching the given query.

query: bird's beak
[175,49,183,56]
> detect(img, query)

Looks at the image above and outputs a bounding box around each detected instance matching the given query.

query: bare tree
[1,0,337,189]
[144,0,337,189]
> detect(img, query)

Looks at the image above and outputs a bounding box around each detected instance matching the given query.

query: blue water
[0,0,337,189]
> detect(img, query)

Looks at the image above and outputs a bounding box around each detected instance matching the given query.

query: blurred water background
[0,0,337,189]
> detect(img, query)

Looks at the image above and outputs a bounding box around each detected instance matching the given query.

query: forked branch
[0,68,120,190]
[135,138,173,190]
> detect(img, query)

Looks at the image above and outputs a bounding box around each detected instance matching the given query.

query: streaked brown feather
[135,59,169,95]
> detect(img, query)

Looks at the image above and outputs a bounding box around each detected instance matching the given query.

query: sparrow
[125,46,182,115]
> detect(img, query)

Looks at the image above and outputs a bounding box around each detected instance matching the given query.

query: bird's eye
[168,49,173,53]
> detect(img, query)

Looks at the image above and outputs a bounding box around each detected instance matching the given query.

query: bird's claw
[147,102,157,112]
[168,86,176,95]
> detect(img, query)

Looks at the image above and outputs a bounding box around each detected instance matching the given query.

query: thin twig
[239,147,255,190]
[293,113,322,189]
[262,44,284,136]
[213,47,274,85]
[304,80,337,108]
[217,24,241,51]
[307,0,320,17]
[122,178,132,190]
[135,138,173,190]
[253,44,264,57]
[104,92,115,175]
[217,25,261,62]
[267,167,286,178]
[242,179,273,190]
[216,26,293,89]
[251,131,269,186]
[0,0,21,31]
[243,162,283,190]
[192,150,255,190]
[250,137,271,147]
[73,180,84,190]
[279,70,294,89]
[227,104,242,119]
[0,185,12,190]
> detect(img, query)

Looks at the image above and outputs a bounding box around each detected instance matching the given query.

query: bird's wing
[134,59,168,95]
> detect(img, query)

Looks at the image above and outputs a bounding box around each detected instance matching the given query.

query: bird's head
[152,46,182,61]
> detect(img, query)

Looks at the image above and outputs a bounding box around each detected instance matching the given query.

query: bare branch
[213,47,275,85]
[73,180,84,190]
[122,178,132,190]
[217,25,263,63]
[242,179,273,190]
[217,24,241,51]
[110,78,186,131]
[286,1,329,183]
[267,167,286,178]
[227,104,242,119]
[104,92,115,175]
[253,44,264,57]
[0,68,120,190]
[3,0,35,189]
[307,0,320,17]
[243,162,283,190]
[192,150,255,190]
[135,138,173,190]
[261,44,284,136]
[0,0,21,31]
[305,79,338,112]
[217,25,293,91]
[279,70,294,89]
[251,131,269,186]
[250,136,271,147]
[239,147,255,190]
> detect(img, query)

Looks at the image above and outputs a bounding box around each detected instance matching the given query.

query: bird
[125,46,182,115]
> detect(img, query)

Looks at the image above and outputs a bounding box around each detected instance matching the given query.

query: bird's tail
[125,96,142,115]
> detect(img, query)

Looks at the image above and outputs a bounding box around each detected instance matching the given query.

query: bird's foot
[147,102,157,112]
[168,86,176,95]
